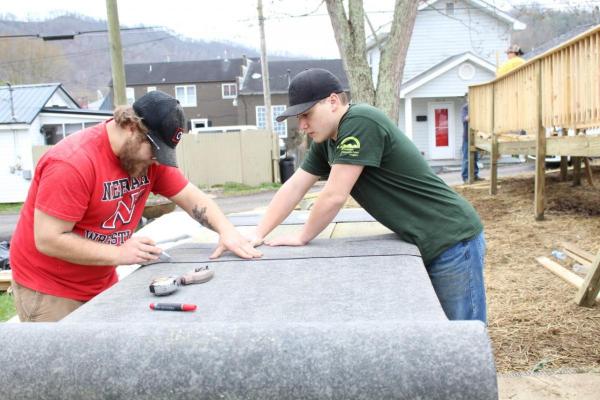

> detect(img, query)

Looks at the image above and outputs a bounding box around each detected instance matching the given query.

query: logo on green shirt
[337,136,361,157]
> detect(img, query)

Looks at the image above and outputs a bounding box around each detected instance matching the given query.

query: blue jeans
[426,231,487,323]
[461,134,479,182]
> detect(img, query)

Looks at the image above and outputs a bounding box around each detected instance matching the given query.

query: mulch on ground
[455,167,600,373]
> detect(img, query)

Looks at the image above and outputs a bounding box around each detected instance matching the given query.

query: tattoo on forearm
[192,205,215,231]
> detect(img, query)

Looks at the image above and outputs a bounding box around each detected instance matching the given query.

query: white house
[367,0,526,163]
[0,83,112,203]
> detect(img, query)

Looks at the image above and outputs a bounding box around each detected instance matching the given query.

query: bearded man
[10,91,260,322]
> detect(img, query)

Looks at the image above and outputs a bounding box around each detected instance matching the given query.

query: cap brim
[275,100,320,122]
[147,132,178,168]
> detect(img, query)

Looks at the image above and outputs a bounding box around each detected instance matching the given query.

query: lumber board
[561,242,595,264]
[575,252,600,307]
[536,257,600,303]
[0,270,11,292]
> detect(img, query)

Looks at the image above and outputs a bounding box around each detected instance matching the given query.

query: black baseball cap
[276,68,344,122]
[133,90,185,168]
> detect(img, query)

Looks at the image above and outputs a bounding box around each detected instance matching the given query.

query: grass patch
[0,203,22,214]
[213,182,282,197]
[0,293,16,322]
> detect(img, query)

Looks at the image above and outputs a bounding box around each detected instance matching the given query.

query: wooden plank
[561,241,595,264]
[546,135,600,157]
[575,251,600,307]
[0,270,12,292]
[537,256,584,288]
[564,249,592,268]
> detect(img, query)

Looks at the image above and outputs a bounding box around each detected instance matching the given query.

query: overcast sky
[0,0,592,58]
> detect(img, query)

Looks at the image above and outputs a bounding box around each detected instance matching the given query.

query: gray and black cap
[276,68,344,122]
[133,90,185,167]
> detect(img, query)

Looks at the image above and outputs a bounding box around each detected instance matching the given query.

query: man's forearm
[298,190,346,244]
[256,182,306,238]
[36,232,120,266]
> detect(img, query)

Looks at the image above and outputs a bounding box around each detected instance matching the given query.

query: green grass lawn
[0,293,16,321]
[215,182,282,197]
[0,203,22,214]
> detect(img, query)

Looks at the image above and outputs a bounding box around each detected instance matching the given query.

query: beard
[119,136,152,178]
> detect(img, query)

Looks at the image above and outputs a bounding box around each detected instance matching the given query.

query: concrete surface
[498,372,600,399]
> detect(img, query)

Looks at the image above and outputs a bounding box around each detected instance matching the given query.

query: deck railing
[468,24,600,219]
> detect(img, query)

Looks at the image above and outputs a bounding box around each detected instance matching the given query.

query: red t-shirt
[11,120,188,301]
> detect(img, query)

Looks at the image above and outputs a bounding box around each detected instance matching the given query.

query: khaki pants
[12,280,84,322]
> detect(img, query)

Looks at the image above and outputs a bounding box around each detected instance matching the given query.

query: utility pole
[106,0,127,106]
[257,0,280,182]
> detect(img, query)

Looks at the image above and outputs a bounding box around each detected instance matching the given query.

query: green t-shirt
[301,104,483,266]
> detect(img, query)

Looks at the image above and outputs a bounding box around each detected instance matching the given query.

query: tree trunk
[325,0,375,105]
[375,0,419,120]
[325,0,419,121]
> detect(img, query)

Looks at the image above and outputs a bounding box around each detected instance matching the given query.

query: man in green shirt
[252,68,486,322]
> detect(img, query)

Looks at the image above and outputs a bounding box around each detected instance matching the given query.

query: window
[445,2,454,15]
[222,83,237,99]
[126,87,135,105]
[190,118,209,131]
[147,86,156,93]
[175,85,197,107]
[256,105,287,138]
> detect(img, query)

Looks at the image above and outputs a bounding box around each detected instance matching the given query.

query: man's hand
[210,228,263,259]
[264,234,307,247]
[116,236,162,265]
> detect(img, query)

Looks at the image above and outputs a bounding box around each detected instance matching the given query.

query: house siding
[129,83,239,128]
[369,0,510,84]
[408,62,495,98]
[403,0,510,81]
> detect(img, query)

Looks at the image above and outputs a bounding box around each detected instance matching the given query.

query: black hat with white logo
[133,90,185,167]
[276,68,344,122]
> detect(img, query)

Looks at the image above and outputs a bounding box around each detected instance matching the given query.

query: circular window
[458,63,476,81]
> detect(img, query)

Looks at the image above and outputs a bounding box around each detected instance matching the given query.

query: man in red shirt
[10,90,261,322]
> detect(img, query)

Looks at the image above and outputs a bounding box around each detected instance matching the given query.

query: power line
[0,26,160,40]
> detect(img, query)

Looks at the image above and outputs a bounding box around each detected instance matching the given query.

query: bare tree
[325,0,419,120]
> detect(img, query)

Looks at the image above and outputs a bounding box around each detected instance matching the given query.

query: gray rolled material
[0,321,496,400]
[1,234,498,399]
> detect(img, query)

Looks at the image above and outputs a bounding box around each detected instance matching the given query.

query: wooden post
[106,0,127,106]
[468,128,475,184]
[560,130,568,181]
[575,251,600,307]
[489,83,497,194]
[572,156,582,186]
[490,134,498,195]
[257,0,280,183]
[534,62,546,220]
[583,157,594,186]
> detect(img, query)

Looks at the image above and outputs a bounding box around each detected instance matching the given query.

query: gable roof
[368,0,525,49]
[400,52,495,97]
[123,58,250,86]
[0,83,80,125]
[419,0,525,30]
[239,59,349,95]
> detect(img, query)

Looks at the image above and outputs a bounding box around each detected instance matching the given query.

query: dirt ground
[454,166,600,373]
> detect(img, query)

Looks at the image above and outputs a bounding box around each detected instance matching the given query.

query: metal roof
[123,58,249,86]
[523,23,597,60]
[239,59,349,95]
[0,83,79,124]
